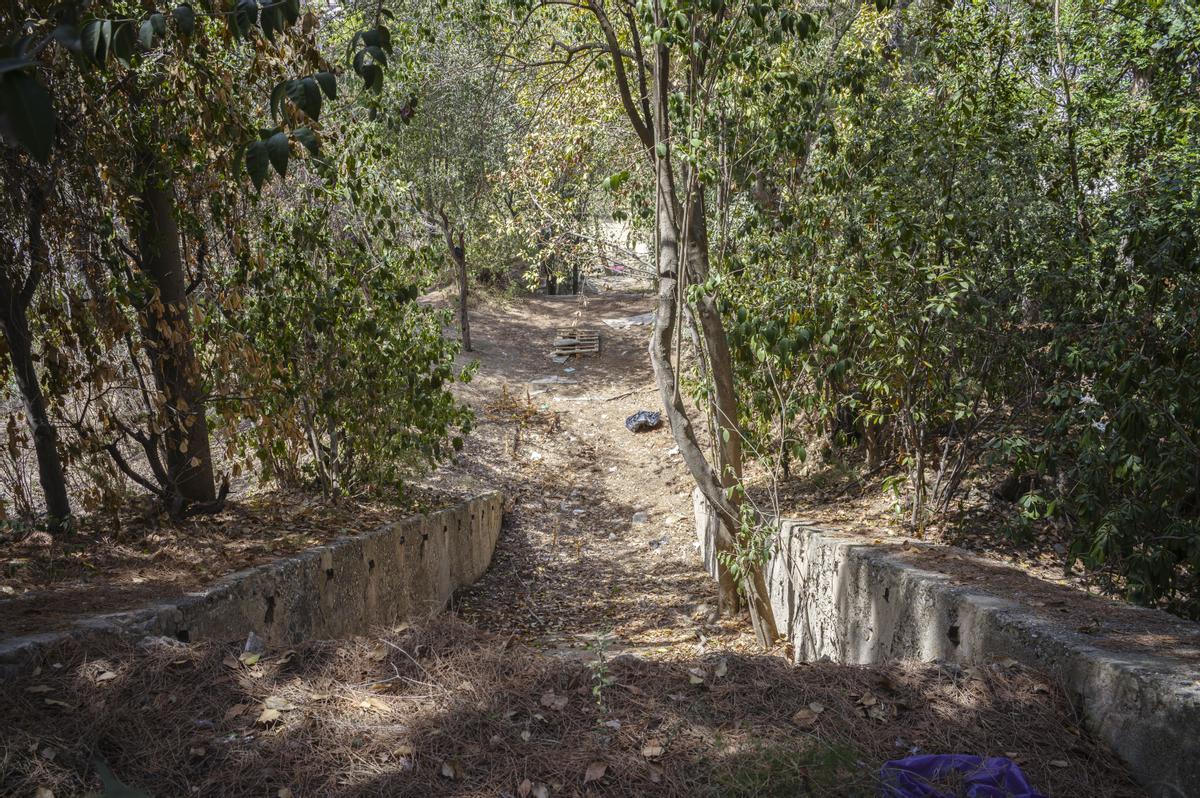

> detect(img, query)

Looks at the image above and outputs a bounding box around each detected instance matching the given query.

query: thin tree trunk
[438,214,472,352]
[454,234,471,352]
[132,153,216,505]
[0,184,71,529]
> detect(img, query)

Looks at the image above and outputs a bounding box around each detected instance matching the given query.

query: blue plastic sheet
[879,754,1047,798]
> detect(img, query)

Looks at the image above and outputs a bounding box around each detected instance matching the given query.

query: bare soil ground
[0,290,1158,796]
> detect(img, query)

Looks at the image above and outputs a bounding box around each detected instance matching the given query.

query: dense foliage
[714,0,1200,616]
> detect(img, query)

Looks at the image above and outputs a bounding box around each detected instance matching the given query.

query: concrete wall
[0,491,503,672]
[694,490,1200,798]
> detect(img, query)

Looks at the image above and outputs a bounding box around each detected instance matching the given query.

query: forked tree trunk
[0,183,72,529]
[646,145,778,646]
[132,154,216,505]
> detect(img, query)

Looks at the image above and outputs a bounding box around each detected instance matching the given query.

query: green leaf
[286,77,322,120]
[314,71,337,100]
[0,70,55,162]
[362,45,388,68]
[173,4,196,36]
[265,130,289,177]
[110,22,135,67]
[245,140,270,191]
[359,63,383,93]
[261,4,279,41]
[292,126,320,156]
[270,80,288,122]
[51,25,81,52]
[234,0,258,39]
[139,20,155,50]
[81,19,111,66]
[0,58,34,75]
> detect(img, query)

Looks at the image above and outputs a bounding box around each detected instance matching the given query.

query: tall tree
[0,165,70,527]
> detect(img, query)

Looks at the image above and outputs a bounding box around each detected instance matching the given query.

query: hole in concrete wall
[176,629,190,643]
[399,535,406,544]
[947,624,961,647]
[883,587,890,603]
[325,568,335,581]
[368,559,376,572]
[264,595,276,625]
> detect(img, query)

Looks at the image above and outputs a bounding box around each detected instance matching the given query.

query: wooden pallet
[552,328,600,356]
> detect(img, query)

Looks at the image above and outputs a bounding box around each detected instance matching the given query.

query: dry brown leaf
[277,789,294,798]
[539,691,568,710]
[264,696,295,711]
[647,764,663,784]
[224,704,247,721]
[714,658,728,678]
[256,707,282,724]
[642,739,665,758]
[518,778,533,797]
[441,759,465,780]
[687,668,706,685]
[809,702,826,714]
[532,785,549,798]
[1049,760,1070,768]
[96,671,117,683]
[359,696,390,713]
[34,788,54,798]
[583,761,607,784]
[791,708,820,727]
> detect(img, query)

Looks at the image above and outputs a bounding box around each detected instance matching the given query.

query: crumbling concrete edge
[693,489,1200,798]
[0,490,504,675]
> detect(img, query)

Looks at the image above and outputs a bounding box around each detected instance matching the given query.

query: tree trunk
[440,221,472,352]
[0,184,71,529]
[132,154,216,504]
[646,157,778,645]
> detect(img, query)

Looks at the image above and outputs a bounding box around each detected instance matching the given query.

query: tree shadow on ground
[0,616,1144,797]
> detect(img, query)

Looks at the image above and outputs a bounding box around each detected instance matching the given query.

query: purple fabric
[879,754,1047,798]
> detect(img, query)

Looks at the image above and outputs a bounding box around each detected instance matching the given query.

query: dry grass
[1,615,1141,797]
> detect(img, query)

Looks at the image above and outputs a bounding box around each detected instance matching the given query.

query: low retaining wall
[0,490,504,674]
[694,490,1200,798]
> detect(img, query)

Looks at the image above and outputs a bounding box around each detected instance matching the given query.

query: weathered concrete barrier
[0,490,504,674]
[694,490,1200,798]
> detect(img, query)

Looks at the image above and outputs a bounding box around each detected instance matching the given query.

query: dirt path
[423,292,760,659]
[0,293,1148,797]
